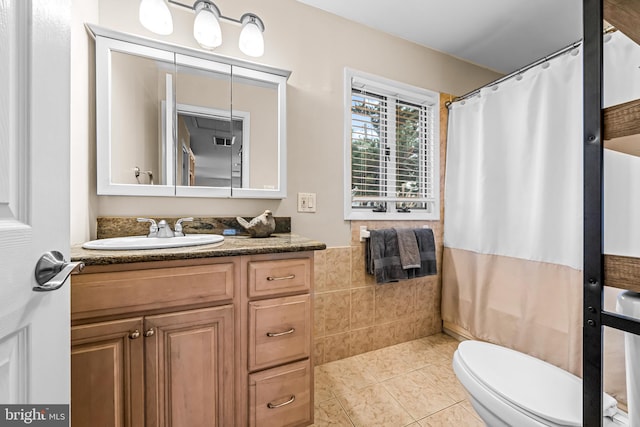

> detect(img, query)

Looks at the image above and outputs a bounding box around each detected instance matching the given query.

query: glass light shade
[193,7,222,49]
[239,21,264,57]
[139,0,173,35]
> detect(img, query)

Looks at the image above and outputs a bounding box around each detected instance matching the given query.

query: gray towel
[394,227,421,269]
[408,228,437,278]
[366,229,407,284]
[366,228,437,284]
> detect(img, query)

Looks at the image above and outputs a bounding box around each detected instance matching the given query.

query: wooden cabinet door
[71,317,145,427]
[144,305,234,427]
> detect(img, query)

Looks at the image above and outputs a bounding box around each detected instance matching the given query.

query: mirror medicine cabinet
[89,24,289,198]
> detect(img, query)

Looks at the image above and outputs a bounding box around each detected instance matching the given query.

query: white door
[0,0,71,410]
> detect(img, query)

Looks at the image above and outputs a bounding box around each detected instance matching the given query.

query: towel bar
[359,225,430,242]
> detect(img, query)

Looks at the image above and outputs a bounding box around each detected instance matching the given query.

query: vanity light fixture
[238,13,265,57]
[193,1,222,49]
[139,0,266,57]
[139,0,174,35]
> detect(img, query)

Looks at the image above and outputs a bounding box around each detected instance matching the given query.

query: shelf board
[603,98,640,141]
[604,134,640,157]
[604,254,640,293]
[604,0,640,45]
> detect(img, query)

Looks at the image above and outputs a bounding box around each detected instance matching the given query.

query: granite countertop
[71,233,326,266]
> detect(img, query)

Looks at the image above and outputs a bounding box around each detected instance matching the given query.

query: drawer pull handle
[266,274,295,281]
[129,330,141,339]
[267,395,295,409]
[266,328,295,338]
[144,328,155,337]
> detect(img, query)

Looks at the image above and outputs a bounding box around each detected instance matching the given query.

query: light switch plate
[298,192,317,212]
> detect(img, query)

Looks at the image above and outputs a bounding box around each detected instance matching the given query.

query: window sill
[345,211,440,221]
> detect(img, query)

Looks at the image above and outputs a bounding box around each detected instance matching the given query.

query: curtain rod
[447,40,582,106]
[448,26,618,107]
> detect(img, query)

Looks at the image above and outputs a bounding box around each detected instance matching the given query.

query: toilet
[453,291,640,426]
[453,340,628,426]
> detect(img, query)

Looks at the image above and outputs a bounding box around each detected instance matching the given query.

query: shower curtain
[443,30,640,403]
[443,47,584,374]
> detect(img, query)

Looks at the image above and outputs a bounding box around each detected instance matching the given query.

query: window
[344,69,440,220]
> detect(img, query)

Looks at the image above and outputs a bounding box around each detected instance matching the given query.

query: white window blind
[345,69,440,220]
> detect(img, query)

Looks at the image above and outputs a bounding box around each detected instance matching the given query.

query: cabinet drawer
[72,262,236,320]
[249,360,312,427]
[249,295,310,371]
[248,258,310,298]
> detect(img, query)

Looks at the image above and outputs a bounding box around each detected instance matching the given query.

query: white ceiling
[296,0,583,74]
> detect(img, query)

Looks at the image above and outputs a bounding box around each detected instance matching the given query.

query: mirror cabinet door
[97,37,176,196]
[174,54,232,197]
[230,67,286,198]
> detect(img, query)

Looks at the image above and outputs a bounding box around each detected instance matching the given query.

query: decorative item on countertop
[236,210,276,238]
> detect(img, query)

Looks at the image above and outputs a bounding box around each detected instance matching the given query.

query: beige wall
[70,0,501,246]
[70,0,99,245]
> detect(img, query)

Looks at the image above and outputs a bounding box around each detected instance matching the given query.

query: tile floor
[312,333,484,427]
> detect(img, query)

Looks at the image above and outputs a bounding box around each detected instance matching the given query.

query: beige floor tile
[337,383,415,427]
[315,367,336,403]
[420,335,460,359]
[382,371,457,420]
[311,398,354,427]
[418,402,484,427]
[316,357,377,396]
[458,399,483,421]
[354,346,415,381]
[315,333,471,427]
[417,362,467,403]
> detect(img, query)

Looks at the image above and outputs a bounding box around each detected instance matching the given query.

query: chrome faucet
[155,220,175,238]
[137,218,159,237]
[174,217,193,237]
[137,217,194,238]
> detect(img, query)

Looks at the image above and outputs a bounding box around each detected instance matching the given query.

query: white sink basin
[82,234,224,250]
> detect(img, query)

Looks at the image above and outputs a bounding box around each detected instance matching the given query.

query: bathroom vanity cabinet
[242,254,313,427]
[70,249,316,427]
[70,260,237,426]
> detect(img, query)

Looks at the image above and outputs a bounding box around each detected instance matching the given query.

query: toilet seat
[455,340,619,426]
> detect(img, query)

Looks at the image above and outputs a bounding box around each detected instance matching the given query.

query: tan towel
[394,228,421,270]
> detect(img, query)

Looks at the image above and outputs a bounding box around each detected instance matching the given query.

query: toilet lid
[457,341,593,426]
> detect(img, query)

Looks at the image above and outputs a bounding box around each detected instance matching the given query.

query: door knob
[33,251,84,292]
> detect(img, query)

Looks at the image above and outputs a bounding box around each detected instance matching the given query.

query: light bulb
[139,0,173,35]
[239,19,264,57]
[193,5,222,49]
